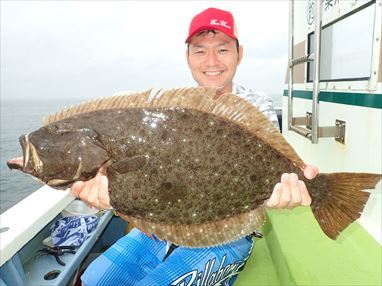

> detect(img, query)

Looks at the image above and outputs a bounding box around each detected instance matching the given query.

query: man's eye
[219,49,229,53]
[195,50,205,55]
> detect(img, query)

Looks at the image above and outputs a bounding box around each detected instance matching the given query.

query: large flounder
[7,87,381,247]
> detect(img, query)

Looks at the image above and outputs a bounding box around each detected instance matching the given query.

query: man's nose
[205,51,220,66]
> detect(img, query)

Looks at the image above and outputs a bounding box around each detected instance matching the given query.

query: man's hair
[186,30,240,55]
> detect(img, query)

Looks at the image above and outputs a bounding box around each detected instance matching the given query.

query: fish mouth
[7,156,24,170]
[7,134,34,174]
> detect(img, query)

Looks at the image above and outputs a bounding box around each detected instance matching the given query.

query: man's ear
[237,45,243,65]
[186,49,191,68]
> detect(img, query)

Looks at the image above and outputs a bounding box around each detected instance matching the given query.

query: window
[307,3,375,82]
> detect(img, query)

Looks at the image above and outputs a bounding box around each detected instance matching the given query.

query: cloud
[1,1,288,100]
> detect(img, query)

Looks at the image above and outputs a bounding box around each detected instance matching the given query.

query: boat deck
[236,235,280,286]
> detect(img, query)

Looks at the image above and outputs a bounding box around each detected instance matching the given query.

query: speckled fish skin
[111,108,295,223]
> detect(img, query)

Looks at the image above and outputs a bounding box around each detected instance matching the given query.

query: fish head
[7,124,110,189]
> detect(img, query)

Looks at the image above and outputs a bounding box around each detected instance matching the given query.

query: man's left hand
[266,165,319,210]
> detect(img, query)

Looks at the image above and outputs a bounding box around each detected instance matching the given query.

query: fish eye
[38,145,48,152]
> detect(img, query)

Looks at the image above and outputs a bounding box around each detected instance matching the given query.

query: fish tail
[309,173,381,239]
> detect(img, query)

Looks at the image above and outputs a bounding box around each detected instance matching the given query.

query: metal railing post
[312,0,322,143]
[287,0,294,130]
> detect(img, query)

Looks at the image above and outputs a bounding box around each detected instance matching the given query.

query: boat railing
[0,186,74,267]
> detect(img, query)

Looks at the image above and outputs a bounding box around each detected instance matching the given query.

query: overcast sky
[1,1,288,101]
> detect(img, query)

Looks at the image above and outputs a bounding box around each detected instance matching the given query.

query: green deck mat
[236,236,281,286]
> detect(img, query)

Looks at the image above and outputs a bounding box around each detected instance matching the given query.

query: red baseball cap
[185,7,238,43]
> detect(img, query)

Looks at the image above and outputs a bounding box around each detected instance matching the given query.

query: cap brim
[185,26,237,43]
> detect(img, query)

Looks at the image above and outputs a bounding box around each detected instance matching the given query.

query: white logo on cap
[210,19,231,29]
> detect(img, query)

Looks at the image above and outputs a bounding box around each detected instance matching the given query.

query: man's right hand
[70,167,111,210]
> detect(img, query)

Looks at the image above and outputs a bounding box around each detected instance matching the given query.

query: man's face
[186,31,243,95]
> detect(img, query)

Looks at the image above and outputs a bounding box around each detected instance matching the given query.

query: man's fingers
[70,181,84,197]
[299,181,312,206]
[86,175,101,208]
[266,182,282,208]
[98,176,111,209]
[287,173,302,209]
[78,179,92,202]
[303,164,319,180]
[278,173,291,208]
[266,173,312,211]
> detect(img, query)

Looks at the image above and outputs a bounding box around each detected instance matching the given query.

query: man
[73,7,318,285]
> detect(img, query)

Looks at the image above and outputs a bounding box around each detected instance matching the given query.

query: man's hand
[266,165,319,210]
[70,167,111,210]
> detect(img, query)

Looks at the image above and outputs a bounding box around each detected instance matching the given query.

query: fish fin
[124,206,266,247]
[42,90,152,125]
[311,173,381,239]
[108,155,148,174]
[135,226,153,238]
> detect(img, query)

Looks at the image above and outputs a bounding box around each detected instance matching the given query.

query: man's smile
[203,71,224,76]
